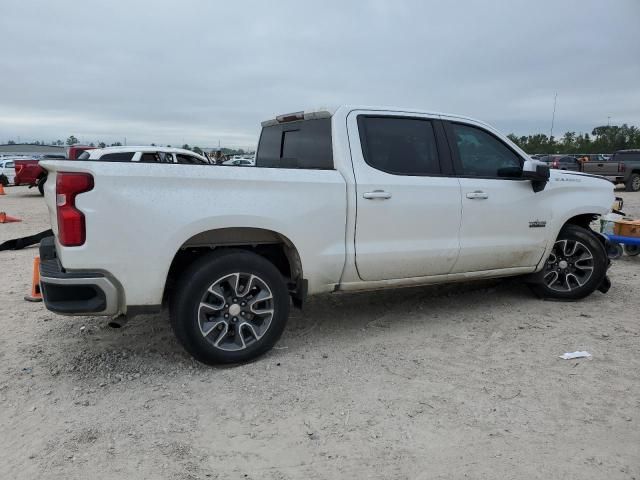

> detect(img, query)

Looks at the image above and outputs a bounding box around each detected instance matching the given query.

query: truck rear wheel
[170,250,290,364]
[625,173,640,192]
[529,225,608,300]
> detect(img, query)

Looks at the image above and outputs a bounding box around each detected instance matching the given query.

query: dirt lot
[1,185,638,480]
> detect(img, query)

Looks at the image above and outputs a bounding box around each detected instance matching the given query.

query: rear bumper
[39,237,119,316]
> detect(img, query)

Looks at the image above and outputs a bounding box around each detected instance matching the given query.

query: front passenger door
[445,121,550,273]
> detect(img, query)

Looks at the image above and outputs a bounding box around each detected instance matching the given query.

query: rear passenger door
[348,112,462,281]
[444,120,549,273]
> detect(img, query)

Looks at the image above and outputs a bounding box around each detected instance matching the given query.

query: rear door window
[99,152,135,162]
[176,154,207,165]
[357,116,441,175]
[140,153,162,163]
[256,118,333,169]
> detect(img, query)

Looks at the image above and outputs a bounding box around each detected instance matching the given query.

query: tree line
[507,124,640,154]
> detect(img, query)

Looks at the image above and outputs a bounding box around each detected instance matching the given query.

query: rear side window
[140,153,161,163]
[256,118,333,169]
[99,152,135,162]
[450,123,523,178]
[176,154,207,165]
[357,116,440,175]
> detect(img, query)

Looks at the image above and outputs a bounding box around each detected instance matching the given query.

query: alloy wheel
[543,239,594,292]
[197,272,274,351]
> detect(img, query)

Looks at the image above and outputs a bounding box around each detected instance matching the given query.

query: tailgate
[14,159,41,184]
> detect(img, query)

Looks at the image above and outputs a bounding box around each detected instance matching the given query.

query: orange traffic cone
[0,212,22,223]
[24,256,43,302]
[0,184,5,195]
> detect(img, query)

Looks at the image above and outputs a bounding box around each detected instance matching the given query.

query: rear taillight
[552,160,559,168]
[56,172,94,246]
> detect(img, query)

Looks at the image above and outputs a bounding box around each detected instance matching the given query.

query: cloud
[1,0,638,147]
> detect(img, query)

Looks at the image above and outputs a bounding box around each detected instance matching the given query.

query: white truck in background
[39,105,615,364]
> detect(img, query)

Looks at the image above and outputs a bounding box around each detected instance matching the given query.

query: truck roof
[261,105,493,129]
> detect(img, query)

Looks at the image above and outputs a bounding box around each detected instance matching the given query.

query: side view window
[140,153,162,163]
[451,123,522,178]
[358,116,440,175]
[100,152,135,162]
[176,154,207,165]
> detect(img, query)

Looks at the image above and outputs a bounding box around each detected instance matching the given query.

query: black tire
[529,225,608,300]
[0,174,8,186]
[625,173,640,192]
[608,243,624,260]
[170,249,290,365]
[624,244,640,257]
[37,175,46,196]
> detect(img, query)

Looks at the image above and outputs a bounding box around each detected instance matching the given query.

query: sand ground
[1,185,638,479]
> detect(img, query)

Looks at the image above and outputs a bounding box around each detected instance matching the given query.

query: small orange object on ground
[24,256,43,302]
[0,184,6,195]
[0,212,22,223]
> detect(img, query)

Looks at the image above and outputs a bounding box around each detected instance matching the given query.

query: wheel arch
[163,227,305,307]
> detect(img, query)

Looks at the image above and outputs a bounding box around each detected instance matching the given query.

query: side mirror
[522,159,550,192]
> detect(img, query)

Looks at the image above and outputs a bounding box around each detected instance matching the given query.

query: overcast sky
[1,0,639,148]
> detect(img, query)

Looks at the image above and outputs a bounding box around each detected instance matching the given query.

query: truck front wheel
[529,225,608,300]
[170,250,290,364]
[625,173,640,192]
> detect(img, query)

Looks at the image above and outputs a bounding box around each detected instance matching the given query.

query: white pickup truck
[39,106,615,364]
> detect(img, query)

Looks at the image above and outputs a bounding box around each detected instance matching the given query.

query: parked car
[38,106,614,364]
[222,158,254,166]
[609,149,640,192]
[14,146,95,195]
[0,158,17,185]
[540,154,624,180]
[77,146,209,164]
[539,155,580,171]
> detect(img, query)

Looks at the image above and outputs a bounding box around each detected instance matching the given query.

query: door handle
[363,190,392,200]
[597,163,604,167]
[465,191,489,200]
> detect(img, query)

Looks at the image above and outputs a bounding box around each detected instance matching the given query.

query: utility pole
[549,93,558,142]
[607,116,611,126]
[124,137,127,146]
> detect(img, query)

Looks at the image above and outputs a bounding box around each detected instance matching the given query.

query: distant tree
[166,144,171,148]
[55,139,63,146]
[151,143,156,146]
[111,142,122,147]
[89,142,95,147]
[192,146,203,154]
[182,144,190,150]
[98,142,106,148]
[66,135,78,145]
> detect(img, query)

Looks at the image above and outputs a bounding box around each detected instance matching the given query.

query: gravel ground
[1,185,639,480]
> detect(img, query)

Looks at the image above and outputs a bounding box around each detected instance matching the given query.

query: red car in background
[14,145,96,195]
